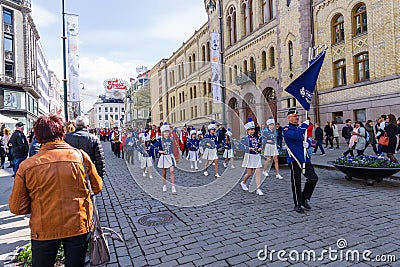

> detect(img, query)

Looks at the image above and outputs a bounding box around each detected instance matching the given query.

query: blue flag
[285,49,326,111]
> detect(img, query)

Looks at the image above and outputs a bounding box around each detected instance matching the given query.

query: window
[288,41,293,70]
[287,0,291,7]
[203,81,207,96]
[354,109,366,122]
[3,9,13,25]
[190,87,193,99]
[115,115,118,120]
[229,68,233,83]
[262,0,275,23]
[189,56,192,74]
[269,47,275,68]
[332,15,345,44]
[209,101,213,114]
[99,115,102,120]
[195,106,198,117]
[202,45,206,63]
[5,63,13,77]
[192,53,196,71]
[98,107,101,112]
[4,34,13,52]
[105,107,108,112]
[115,107,118,112]
[332,111,343,124]
[122,107,125,112]
[194,86,197,98]
[334,59,347,86]
[191,107,194,118]
[241,0,253,35]
[204,102,208,115]
[226,6,237,46]
[261,51,267,70]
[3,90,25,109]
[243,60,248,73]
[354,52,369,82]
[105,114,108,120]
[109,107,113,112]
[353,4,367,36]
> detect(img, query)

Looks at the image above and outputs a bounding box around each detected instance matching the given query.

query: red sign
[103,78,128,90]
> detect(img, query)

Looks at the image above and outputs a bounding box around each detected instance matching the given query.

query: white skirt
[140,156,153,169]
[187,150,199,161]
[202,148,218,161]
[199,147,204,154]
[157,154,176,168]
[263,143,279,157]
[242,153,262,168]
[223,149,234,159]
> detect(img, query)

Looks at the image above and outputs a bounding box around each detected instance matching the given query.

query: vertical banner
[210,32,222,104]
[66,14,80,102]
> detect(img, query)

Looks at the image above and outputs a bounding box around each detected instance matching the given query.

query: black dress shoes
[294,206,305,214]
[7,165,13,168]
[302,199,312,210]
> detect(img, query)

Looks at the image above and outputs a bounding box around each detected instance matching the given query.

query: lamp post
[207,0,226,127]
[61,0,68,121]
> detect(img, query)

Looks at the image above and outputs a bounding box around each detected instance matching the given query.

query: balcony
[3,23,13,34]
[10,0,31,7]
[0,75,30,85]
[235,71,256,86]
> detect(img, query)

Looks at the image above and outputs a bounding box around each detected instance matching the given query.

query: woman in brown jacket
[9,115,103,267]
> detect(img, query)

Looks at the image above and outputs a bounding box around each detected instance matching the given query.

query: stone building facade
[150,0,400,136]
[125,77,151,129]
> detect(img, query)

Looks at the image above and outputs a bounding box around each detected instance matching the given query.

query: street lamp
[62,0,68,121]
[207,0,226,127]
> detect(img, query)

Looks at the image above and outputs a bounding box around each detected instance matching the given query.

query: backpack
[365,130,370,142]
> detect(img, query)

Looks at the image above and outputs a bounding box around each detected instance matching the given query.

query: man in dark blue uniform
[283,108,319,214]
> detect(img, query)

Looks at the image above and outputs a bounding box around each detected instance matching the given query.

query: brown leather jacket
[9,141,103,240]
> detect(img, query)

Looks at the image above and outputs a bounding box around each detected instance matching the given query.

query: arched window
[353,3,367,36]
[194,86,197,98]
[243,60,248,74]
[208,79,212,96]
[190,87,193,99]
[249,57,255,72]
[332,14,345,44]
[203,81,207,96]
[178,65,181,80]
[181,62,185,77]
[189,56,192,74]
[241,0,253,35]
[354,52,369,82]
[269,47,275,68]
[229,68,233,83]
[202,45,206,63]
[288,41,293,70]
[261,50,267,70]
[192,53,196,71]
[226,6,237,46]
[333,59,347,87]
[234,65,238,81]
[206,41,210,61]
[262,0,275,23]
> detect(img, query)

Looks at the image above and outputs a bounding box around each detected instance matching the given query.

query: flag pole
[302,47,313,174]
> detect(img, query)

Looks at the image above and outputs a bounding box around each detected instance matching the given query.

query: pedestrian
[65,120,76,133]
[222,128,235,168]
[3,128,12,168]
[121,131,126,159]
[138,133,153,178]
[324,121,334,149]
[396,117,400,153]
[312,123,326,156]
[348,121,366,156]
[276,123,283,148]
[201,121,220,178]
[342,119,354,157]
[65,116,105,178]
[0,134,6,168]
[218,125,227,145]
[239,118,264,196]
[180,126,189,157]
[376,115,387,155]
[28,135,40,157]
[111,126,121,158]
[186,128,200,169]
[125,132,136,165]
[9,115,103,267]
[152,122,176,193]
[171,127,181,163]
[332,121,340,149]
[9,122,29,177]
[283,108,319,214]
[197,130,203,163]
[381,114,398,163]
[364,120,379,155]
[262,118,283,179]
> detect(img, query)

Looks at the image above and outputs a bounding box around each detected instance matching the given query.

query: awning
[0,114,18,124]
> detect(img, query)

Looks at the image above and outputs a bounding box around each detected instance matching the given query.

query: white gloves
[303,141,310,149]
[302,120,310,125]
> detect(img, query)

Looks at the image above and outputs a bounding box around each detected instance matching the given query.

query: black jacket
[324,125,333,137]
[314,127,324,140]
[342,125,353,140]
[9,130,29,158]
[65,128,105,178]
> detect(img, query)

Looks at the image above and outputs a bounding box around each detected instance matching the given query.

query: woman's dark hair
[34,115,65,144]
[367,120,372,124]
[387,114,396,124]
[355,121,364,127]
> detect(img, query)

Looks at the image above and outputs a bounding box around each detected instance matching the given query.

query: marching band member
[186,129,200,169]
[197,130,203,164]
[152,122,176,193]
[138,133,153,178]
[222,128,235,168]
[262,117,283,179]
[201,122,220,178]
[239,118,264,196]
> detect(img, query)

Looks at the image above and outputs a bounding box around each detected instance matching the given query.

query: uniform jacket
[65,128,105,178]
[261,128,277,145]
[152,137,174,155]
[202,133,219,149]
[221,139,232,150]
[9,130,29,158]
[186,138,199,151]
[239,135,262,154]
[283,122,310,163]
[9,141,102,240]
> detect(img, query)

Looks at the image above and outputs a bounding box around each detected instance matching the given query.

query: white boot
[194,162,198,170]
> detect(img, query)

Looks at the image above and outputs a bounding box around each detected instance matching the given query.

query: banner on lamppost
[210,32,222,104]
[66,14,80,102]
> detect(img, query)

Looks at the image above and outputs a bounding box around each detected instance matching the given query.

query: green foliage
[14,242,65,266]
[333,156,400,168]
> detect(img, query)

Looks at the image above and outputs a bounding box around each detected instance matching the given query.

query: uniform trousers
[288,162,319,207]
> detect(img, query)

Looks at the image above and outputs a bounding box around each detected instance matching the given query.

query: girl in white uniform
[197,130,203,164]
[138,133,153,178]
[222,129,235,168]
[239,118,264,196]
[201,122,220,178]
[152,122,176,193]
[262,118,283,179]
[186,129,200,169]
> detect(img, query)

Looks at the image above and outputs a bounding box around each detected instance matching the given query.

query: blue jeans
[313,140,325,154]
[13,157,27,175]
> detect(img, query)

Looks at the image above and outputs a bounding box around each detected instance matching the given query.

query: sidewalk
[308,145,400,179]
[0,165,30,265]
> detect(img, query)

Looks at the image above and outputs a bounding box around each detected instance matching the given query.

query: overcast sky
[31,0,208,111]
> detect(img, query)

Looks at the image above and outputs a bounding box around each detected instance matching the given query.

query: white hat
[190,129,197,136]
[197,130,203,136]
[266,117,275,125]
[226,128,232,137]
[160,122,170,132]
[244,118,255,130]
[141,133,150,142]
[208,121,217,130]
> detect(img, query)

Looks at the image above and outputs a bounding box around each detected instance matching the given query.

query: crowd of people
[4,111,400,265]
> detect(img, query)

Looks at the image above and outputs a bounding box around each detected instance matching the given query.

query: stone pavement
[98,143,400,266]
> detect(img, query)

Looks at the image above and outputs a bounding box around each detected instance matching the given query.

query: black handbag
[80,152,123,266]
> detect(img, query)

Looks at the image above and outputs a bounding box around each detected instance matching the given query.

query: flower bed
[333,156,400,168]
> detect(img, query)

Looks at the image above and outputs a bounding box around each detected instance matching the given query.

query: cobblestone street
[97,143,400,267]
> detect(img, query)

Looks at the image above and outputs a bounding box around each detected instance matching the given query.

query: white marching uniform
[263,143,279,157]
[140,156,153,169]
[157,154,176,168]
[223,149,234,159]
[187,150,199,161]
[240,135,263,168]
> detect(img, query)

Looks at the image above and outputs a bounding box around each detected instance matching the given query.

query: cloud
[31,3,58,28]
